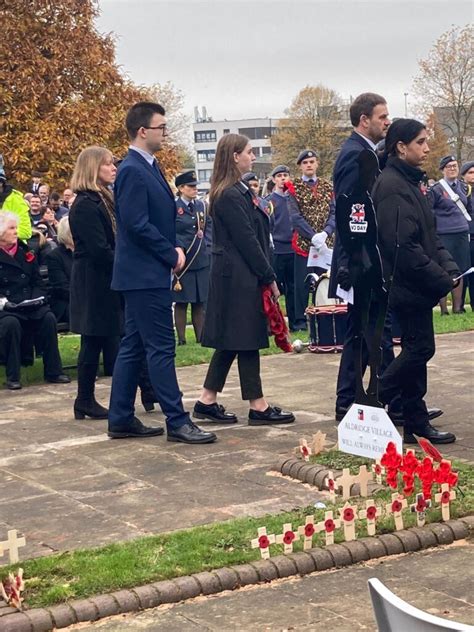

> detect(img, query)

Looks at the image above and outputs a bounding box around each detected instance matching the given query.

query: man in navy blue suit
[108,102,216,444]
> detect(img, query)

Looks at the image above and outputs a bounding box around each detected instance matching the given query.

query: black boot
[138,359,157,412]
[74,362,108,420]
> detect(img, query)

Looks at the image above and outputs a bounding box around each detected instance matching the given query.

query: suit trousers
[378,308,435,433]
[273,253,297,330]
[108,288,189,431]
[203,349,263,400]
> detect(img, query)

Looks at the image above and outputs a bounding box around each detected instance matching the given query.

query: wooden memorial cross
[371,460,385,485]
[435,483,456,521]
[358,499,381,536]
[316,511,341,546]
[355,465,373,497]
[251,526,276,559]
[299,438,312,461]
[324,470,337,503]
[298,515,317,550]
[0,530,26,564]
[339,502,358,541]
[276,522,299,554]
[337,468,356,501]
[311,431,327,456]
[385,493,408,531]
[410,493,432,527]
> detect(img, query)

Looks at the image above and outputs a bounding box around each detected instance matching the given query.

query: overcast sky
[97,0,471,123]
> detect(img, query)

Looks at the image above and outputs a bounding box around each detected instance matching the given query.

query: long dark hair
[209,134,249,212]
[384,118,426,158]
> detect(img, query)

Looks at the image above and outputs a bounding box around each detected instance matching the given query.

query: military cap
[242,172,259,183]
[175,170,198,187]
[271,164,290,177]
[439,155,457,170]
[460,161,474,176]
[296,149,318,165]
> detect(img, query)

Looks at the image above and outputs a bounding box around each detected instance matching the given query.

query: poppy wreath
[261,286,292,352]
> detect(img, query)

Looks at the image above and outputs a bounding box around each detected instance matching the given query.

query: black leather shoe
[6,381,22,390]
[193,401,237,423]
[167,421,217,444]
[248,406,295,425]
[335,406,349,422]
[46,374,71,384]
[108,417,164,439]
[74,398,108,420]
[404,423,456,445]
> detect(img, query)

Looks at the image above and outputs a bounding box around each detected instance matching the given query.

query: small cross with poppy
[434,483,456,521]
[410,492,432,527]
[324,470,337,503]
[358,499,382,536]
[385,492,408,531]
[338,501,358,542]
[371,460,386,485]
[315,510,341,546]
[276,522,300,554]
[251,526,276,559]
[299,438,312,461]
[297,515,316,550]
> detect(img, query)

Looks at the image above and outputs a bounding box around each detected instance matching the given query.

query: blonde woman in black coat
[193,134,294,426]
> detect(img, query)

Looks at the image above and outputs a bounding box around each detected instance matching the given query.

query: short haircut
[125,102,166,140]
[350,93,387,127]
[50,191,61,202]
[31,194,41,201]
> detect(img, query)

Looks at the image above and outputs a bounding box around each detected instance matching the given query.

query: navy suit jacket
[329,131,378,297]
[111,149,179,291]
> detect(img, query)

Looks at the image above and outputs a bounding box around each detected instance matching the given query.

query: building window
[194,130,217,143]
[237,126,275,140]
[223,128,230,134]
[198,169,213,181]
[197,150,216,162]
[261,146,272,155]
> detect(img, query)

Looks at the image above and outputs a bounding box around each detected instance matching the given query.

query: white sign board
[337,403,402,460]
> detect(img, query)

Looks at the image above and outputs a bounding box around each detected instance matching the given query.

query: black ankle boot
[74,398,108,420]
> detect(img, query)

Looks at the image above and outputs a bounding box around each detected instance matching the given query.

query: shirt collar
[354,131,378,151]
[302,175,318,183]
[129,145,155,166]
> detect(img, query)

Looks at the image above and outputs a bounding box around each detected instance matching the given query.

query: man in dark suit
[108,101,216,444]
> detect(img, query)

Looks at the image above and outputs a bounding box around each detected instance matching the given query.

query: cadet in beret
[429,155,471,314]
[173,171,210,344]
[460,160,474,311]
[285,149,336,330]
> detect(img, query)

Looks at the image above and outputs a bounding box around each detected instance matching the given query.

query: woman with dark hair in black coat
[372,119,459,444]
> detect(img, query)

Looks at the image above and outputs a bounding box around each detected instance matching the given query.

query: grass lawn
[1,306,472,387]
[1,451,472,609]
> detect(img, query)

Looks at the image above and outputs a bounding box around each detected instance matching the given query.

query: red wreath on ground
[261,286,292,352]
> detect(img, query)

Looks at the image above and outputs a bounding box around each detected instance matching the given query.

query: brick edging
[1,517,473,631]
[273,457,385,496]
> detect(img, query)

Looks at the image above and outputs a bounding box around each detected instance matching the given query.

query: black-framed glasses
[143,124,167,131]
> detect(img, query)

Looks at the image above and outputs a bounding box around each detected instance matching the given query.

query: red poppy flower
[25,251,35,263]
[416,498,427,512]
[403,486,415,497]
[343,508,354,522]
[391,500,402,513]
[386,441,396,453]
[366,506,377,520]
[328,478,335,491]
[304,524,315,538]
[447,472,458,487]
[258,535,270,549]
[441,491,451,504]
[283,530,295,545]
[301,445,309,457]
[324,518,335,533]
[374,464,382,475]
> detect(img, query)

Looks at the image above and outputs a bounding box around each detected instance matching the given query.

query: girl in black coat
[372,119,459,444]
[193,134,294,426]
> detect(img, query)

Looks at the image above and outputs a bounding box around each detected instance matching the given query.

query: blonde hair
[57,216,73,247]
[70,146,113,192]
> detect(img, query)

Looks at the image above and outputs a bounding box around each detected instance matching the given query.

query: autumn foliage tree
[424,112,451,180]
[0,0,181,189]
[272,85,348,179]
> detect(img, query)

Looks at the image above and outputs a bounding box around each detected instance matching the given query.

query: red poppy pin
[366,506,377,520]
[177,208,184,215]
[343,508,354,522]
[283,530,295,545]
[324,519,335,533]
[25,251,35,263]
[441,491,451,504]
[258,535,270,549]
[392,500,402,513]
[304,524,315,538]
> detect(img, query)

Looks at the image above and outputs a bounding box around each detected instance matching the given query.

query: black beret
[271,164,290,177]
[242,172,258,183]
[439,155,457,170]
[460,161,474,176]
[175,170,198,187]
[296,149,318,165]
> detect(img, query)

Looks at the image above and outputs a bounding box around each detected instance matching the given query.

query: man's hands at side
[173,247,185,274]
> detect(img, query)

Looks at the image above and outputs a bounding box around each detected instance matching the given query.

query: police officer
[430,155,471,314]
[286,149,336,330]
[173,171,210,344]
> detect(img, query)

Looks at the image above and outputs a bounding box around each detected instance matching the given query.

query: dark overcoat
[201,182,276,351]
[45,244,73,322]
[372,157,459,311]
[68,190,123,336]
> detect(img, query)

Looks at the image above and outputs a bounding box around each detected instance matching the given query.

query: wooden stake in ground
[298,515,316,550]
[276,523,299,554]
[324,470,337,503]
[355,464,373,497]
[385,493,408,531]
[435,483,456,521]
[311,431,328,456]
[337,468,356,500]
[339,501,358,541]
[371,460,385,485]
[410,493,432,527]
[358,500,381,536]
[0,530,26,564]
[316,511,341,546]
[299,438,312,461]
[251,527,276,559]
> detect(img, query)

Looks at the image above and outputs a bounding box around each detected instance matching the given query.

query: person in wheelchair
[0,211,70,389]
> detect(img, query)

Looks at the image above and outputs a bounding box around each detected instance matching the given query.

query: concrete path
[0,332,472,560]
[79,543,474,631]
